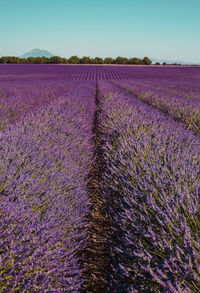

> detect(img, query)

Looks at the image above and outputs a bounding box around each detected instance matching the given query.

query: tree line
[0,55,152,65]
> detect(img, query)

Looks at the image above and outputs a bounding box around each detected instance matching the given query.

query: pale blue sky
[0,0,200,62]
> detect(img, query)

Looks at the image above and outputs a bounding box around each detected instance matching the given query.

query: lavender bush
[114,80,200,135]
[98,81,200,292]
[0,79,81,131]
[0,81,96,291]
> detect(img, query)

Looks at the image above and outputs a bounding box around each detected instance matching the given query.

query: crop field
[1,64,200,292]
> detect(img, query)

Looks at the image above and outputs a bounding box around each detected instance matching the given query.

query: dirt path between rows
[81,81,112,292]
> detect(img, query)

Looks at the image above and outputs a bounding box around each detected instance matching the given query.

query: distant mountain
[150,57,200,65]
[20,48,54,58]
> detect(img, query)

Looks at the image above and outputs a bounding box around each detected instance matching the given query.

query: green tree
[0,56,20,63]
[128,57,142,64]
[80,56,92,64]
[32,57,47,64]
[92,57,104,64]
[68,56,80,64]
[26,57,35,64]
[20,58,28,63]
[143,56,152,65]
[115,57,129,64]
[48,56,63,64]
[104,57,114,64]
[62,58,68,64]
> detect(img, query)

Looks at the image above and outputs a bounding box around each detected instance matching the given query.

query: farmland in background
[0,64,200,292]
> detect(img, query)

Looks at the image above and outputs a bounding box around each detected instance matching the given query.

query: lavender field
[1,64,200,292]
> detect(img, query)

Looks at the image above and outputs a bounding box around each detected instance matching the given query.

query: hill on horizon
[20,48,54,58]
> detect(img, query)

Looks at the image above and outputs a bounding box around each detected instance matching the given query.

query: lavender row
[98,81,200,292]
[1,64,200,81]
[0,79,82,131]
[114,80,200,135]
[0,81,96,292]
[0,65,144,81]
[123,78,200,100]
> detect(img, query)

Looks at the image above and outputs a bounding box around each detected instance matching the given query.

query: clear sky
[0,0,200,62]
